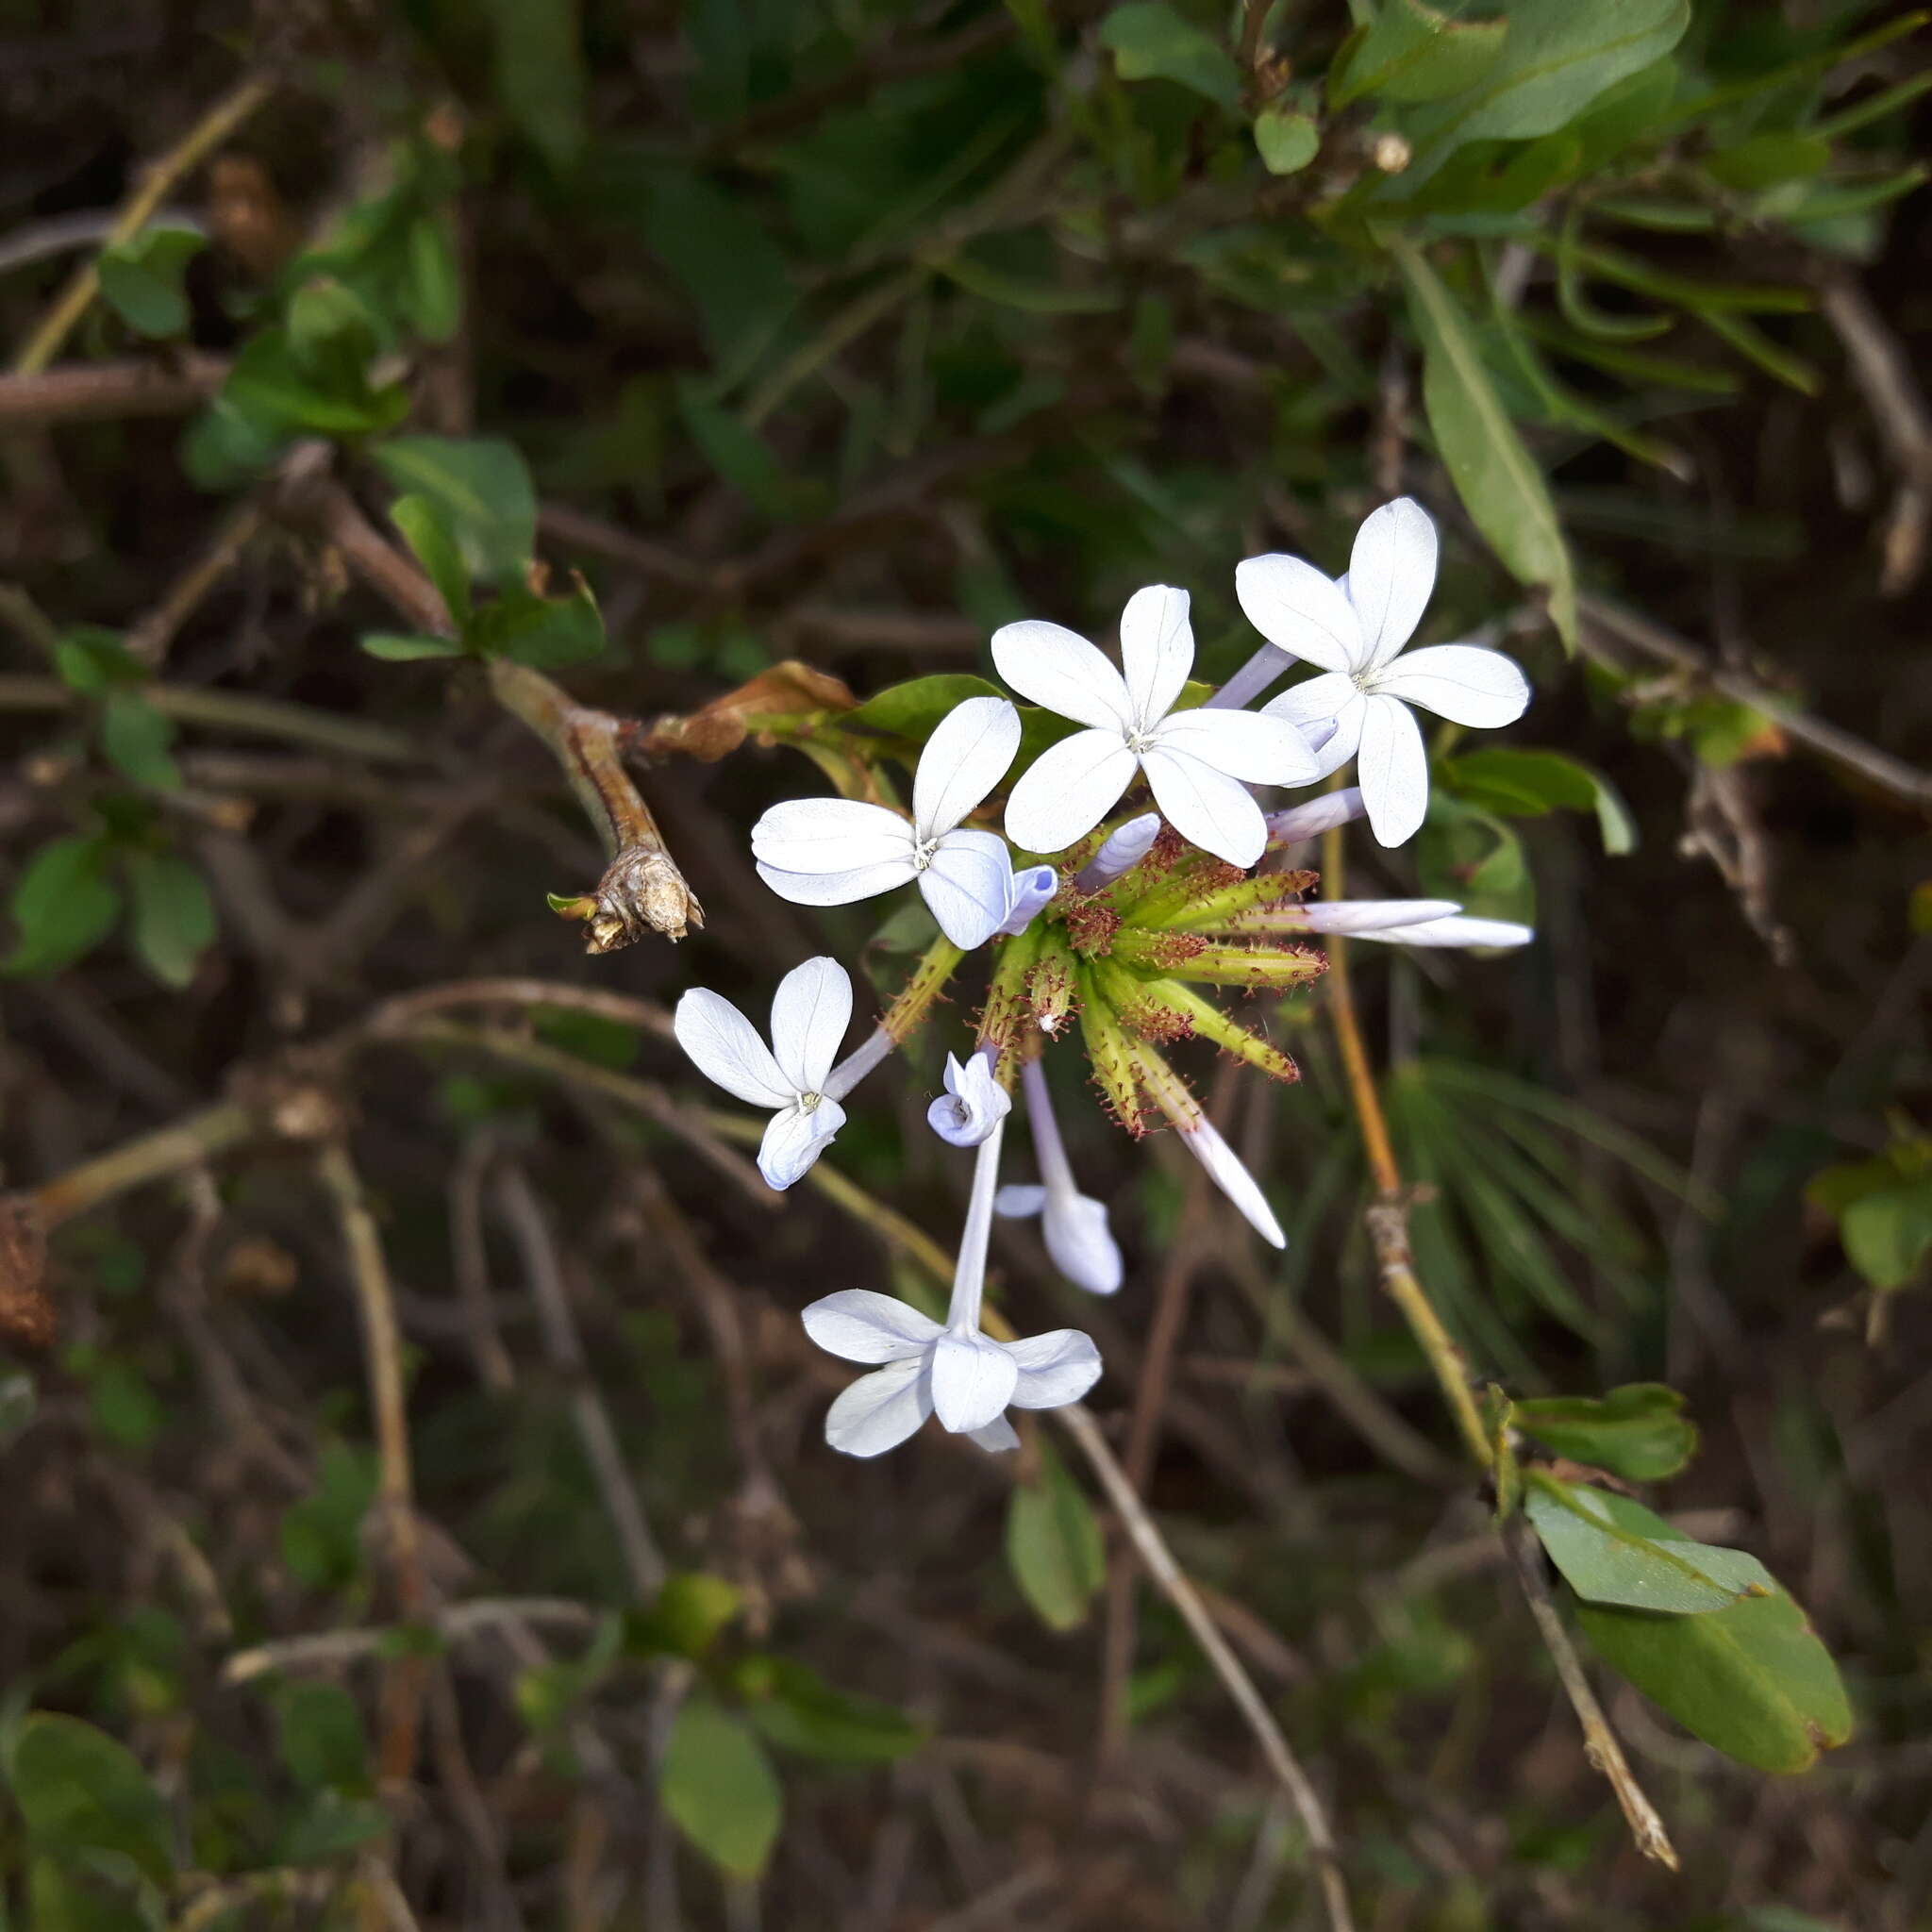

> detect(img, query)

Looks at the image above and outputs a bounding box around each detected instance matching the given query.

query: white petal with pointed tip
[1235,553,1364,673]
[824,1357,932,1457]
[1357,692,1430,848]
[1042,1191,1123,1296]
[1140,745,1268,868]
[1004,728,1140,856]
[1349,497,1439,670]
[1119,584,1193,728]
[802,1290,941,1363]
[674,989,792,1109]
[1005,1328,1103,1408]
[1299,898,1461,934]
[755,858,917,907]
[1154,706,1319,786]
[768,957,851,1094]
[751,796,913,872]
[1372,644,1529,728]
[991,620,1133,730]
[967,1416,1021,1454]
[1183,1120,1286,1248]
[913,696,1021,840]
[929,1330,1020,1433]
[1351,914,1533,948]
[919,828,1014,949]
[758,1096,846,1190]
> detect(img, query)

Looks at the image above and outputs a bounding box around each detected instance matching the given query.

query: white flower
[996,862,1058,937]
[753,696,1022,949]
[1241,498,1530,849]
[993,1060,1123,1295]
[928,1050,1009,1148]
[802,1119,1101,1457]
[674,957,852,1191]
[996,587,1319,868]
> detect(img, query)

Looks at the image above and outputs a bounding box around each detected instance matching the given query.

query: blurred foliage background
[0,0,1928,1925]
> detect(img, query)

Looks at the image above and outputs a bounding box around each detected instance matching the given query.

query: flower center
[1124,727,1158,755]
[910,837,941,873]
[797,1091,823,1114]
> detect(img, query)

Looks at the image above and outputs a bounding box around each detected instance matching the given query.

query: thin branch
[367,977,677,1046]
[0,353,230,426]
[223,1597,603,1683]
[126,498,268,666]
[28,1101,256,1227]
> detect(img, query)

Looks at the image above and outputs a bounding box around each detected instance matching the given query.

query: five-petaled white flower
[1240,498,1530,849]
[752,696,1022,950]
[802,1120,1101,1456]
[997,587,1319,868]
[674,957,852,1191]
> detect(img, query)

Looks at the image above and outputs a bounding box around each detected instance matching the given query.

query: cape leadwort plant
[675,500,1532,1457]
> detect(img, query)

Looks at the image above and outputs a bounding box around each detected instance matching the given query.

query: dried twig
[0,354,230,426]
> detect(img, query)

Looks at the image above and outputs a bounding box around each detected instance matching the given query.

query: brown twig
[126,498,268,666]
[0,353,230,425]
[449,1132,516,1394]
[367,977,678,1046]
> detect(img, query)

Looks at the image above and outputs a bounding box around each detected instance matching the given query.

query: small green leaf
[1393,239,1576,646]
[1704,132,1831,195]
[485,0,589,171]
[1007,1440,1107,1631]
[1525,1475,1769,1614]
[402,212,463,343]
[360,632,469,661]
[1099,2,1241,108]
[375,438,537,585]
[99,690,180,790]
[5,835,121,977]
[847,674,1006,743]
[1254,105,1321,175]
[1513,1384,1698,1482]
[739,1658,926,1765]
[1330,0,1508,109]
[125,849,216,990]
[273,1681,372,1793]
[675,383,800,519]
[627,1573,741,1660]
[1442,748,1636,853]
[470,577,607,669]
[275,1790,391,1865]
[6,1712,175,1887]
[660,1698,783,1879]
[389,495,471,631]
[54,628,142,695]
[1840,1177,1932,1291]
[96,225,204,339]
[1575,1582,1852,1773]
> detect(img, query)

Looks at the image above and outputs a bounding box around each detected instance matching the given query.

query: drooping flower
[1239,498,1530,848]
[993,1059,1123,1295]
[754,696,1023,949]
[802,1118,1102,1456]
[928,1048,1010,1148]
[997,586,1319,867]
[674,957,853,1190]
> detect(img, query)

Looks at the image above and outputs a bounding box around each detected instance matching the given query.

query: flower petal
[928,1330,1020,1434]
[1299,898,1461,933]
[1153,707,1319,787]
[768,956,852,1094]
[1041,1191,1123,1296]
[1005,1328,1103,1408]
[824,1357,932,1457]
[991,620,1133,730]
[1140,745,1269,868]
[920,828,1015,950]
[1118,584,1193,729]
[967,1416,1021,1454]
[912,695,1021,841]
[674,988,791,1109]
[996,863,1058,938]
[1349,497,1439,670]
[758,1096,846,1190]
[994,1184,1047,1218]
[1371,644,1529,728]
[1003,729,1139,857]
[755,858,916,907]
[1357,692,1430,848]
[1262,676,1367,781]
[1180,1118,1285,1249]
[751,796,913,873]
[1352,914,1533,948]
[927,1051,1011,1148]
[802,1290,942,1363]
[1234,554,1365,674]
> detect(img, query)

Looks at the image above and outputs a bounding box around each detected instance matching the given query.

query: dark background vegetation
[0,1,1927,1926]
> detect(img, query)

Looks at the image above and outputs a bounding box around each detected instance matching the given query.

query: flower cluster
[675,500,1532,1457]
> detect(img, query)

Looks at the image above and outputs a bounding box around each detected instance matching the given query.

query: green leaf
[388,495,471,631]
[848,674,1006,743]
[935,249,1121,314]
[125,849,216,990]
[222,326,408,440]
[1254,105,1321,175]
[6,1713,174,1887]
[359,632,468,661]
[641,173,798,369]
[626,1573,741,1660]
[5,835,120,977]
[1393,238,1576,647]
[278,1441,378,1592]
[469,577,607,669]
[1006,1441,1106,1631]
[54,628,142,695]
[1330,0,1508,109]
[1525,1475,1769,1613]
[660,1698,783,1879]
[96,225,203,339]
[1575,1583,1853,1773]
[675,382,800,519]
[273,1681,372,1793]
[275,1790,391,1865]
[1442,748,1636,852]
[1513,1384,1698,1482]
[738,1658,926,1765]
[402,212,462,343]
[485,0,588,171]
[1098,3,1241,108]
[28,1852,155,1932]
[1840,1177,1932,1291]
[1403,0,1690,155]
[375,438,538,585]
[99,690,180,790]
[1703,132,1831,195]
